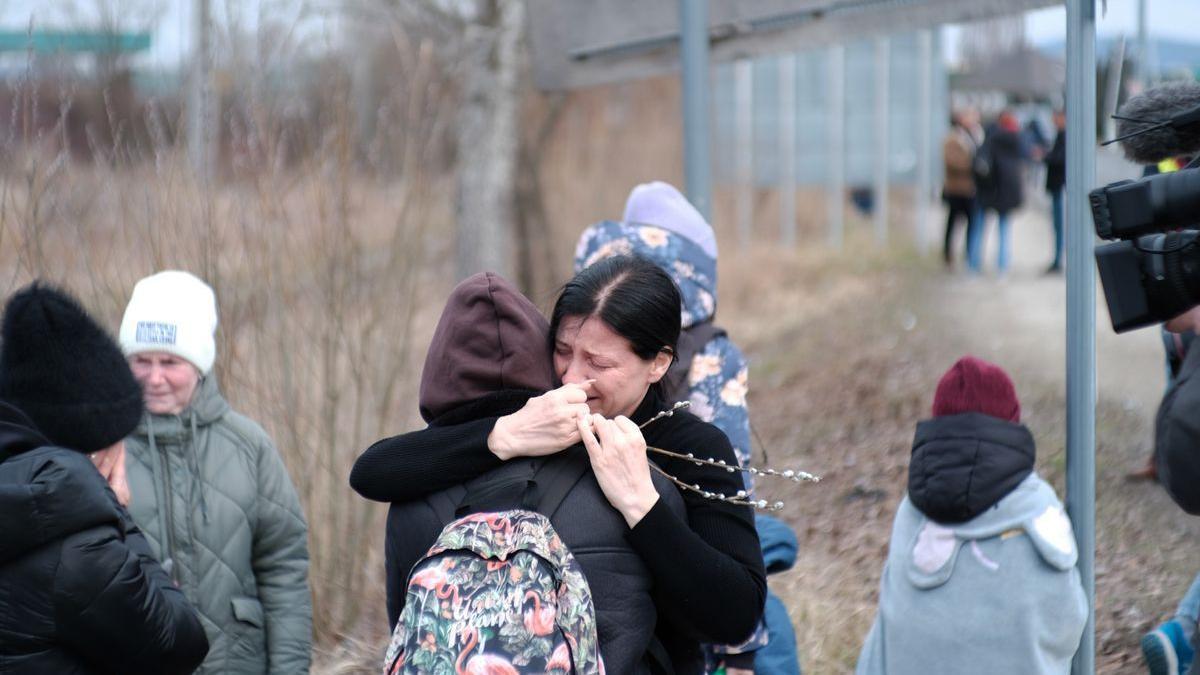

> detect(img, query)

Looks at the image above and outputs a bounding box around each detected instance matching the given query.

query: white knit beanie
[119,270,218,374]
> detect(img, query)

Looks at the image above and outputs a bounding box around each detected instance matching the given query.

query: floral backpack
[383,455,604,675]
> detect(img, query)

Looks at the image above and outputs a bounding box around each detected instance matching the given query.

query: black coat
[908,413,1036,524]
[359,389,766,675]
[1045,129,1067,192]
[976,128,1027,214]
[0,402,209,674]
[1156,344,1200,514]
[383,390,689,675]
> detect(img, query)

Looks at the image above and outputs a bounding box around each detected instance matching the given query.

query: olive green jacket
[125,376,312,674]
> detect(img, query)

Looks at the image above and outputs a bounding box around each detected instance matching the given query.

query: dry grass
[5,142,1190,672]
[4,49,1189,675]
[0,35,461,663]
[718,231,1200,674]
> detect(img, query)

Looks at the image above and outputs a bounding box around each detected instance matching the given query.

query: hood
[0,400,51,463]
[419,272,556,423]
[0,439,121,564]
[132,374,230,440]
[901,474,1078,590]
[907,413,1035,524]
[623,181,718,259]
[574,220,717,328]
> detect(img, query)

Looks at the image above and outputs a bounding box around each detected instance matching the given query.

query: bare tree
[369,0,524,282]
[453,0,522,281]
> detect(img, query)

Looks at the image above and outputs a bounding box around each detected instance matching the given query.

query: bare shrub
[0,15,458,662]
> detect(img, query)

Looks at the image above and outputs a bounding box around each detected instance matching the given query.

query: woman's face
[129,352,202,415]
[553,314,672,419]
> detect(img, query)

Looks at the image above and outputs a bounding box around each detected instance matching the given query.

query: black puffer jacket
[907,412,1036,523]
[0,402,209,674]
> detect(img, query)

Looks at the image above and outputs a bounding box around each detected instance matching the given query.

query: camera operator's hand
[1166,306,1200,334]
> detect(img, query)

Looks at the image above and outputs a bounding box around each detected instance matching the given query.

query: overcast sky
[1025,1,1200,45]
[2,0,1199,71]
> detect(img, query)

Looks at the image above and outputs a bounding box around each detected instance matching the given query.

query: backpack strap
[529,447,590,518]
[441,450,589,522]
[453,467,537,520]
[427,485,465,525]
[662,321,727,404]
[645,636,675,675]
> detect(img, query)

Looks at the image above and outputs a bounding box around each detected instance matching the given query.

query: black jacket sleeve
[629,419,767,644]
[1157,343,1200,514]
[1045,131,1066,170]
[54,515,209,675]
[350,418,503,502]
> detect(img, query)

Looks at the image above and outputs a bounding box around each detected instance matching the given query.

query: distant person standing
[974,111,1027,276]
[942,109,983,270]
[1044,110,1067,273]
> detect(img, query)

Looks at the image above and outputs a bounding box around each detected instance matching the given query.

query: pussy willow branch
[649,463,784,512]
[647,445,820,484]
[637,401,691,429]
[636,401,821,512]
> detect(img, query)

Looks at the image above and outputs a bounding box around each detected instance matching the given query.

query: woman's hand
[488,381,595,460]
[91,442,131,507]
[578,413,660,528]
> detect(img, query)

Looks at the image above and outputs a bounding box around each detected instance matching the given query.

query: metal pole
[1136,0,1148,84]
[780,53,797,248]
[188,0,215,180]
[735,59,754,249]
[827,45,845,250]
[1102,37,1126,141]
[874,36,890,246]
[1066,0,1097,673]
[680,0,712,221]
[916,30,933,252]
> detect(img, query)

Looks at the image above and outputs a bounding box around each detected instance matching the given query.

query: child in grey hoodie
[857,356,1087,675]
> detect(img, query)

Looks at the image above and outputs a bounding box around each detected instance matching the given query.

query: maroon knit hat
[931,355,1020,423]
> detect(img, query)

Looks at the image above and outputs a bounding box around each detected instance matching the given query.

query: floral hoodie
[574,219,753,481]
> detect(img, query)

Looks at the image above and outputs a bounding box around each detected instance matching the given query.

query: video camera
[1091,83,1200,332]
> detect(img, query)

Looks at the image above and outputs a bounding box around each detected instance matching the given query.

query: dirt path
[723,189,1200,673]
[930,201,1200,673]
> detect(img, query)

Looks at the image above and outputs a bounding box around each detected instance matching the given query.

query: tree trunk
[513,91,564,297]
[455,0,524,281]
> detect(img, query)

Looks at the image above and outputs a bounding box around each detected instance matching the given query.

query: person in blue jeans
[1144,574,1200,674]
[942,109,984,271]
[1044,110,1066,273]
[1143,307,1200,674]
[973,111,1026,275]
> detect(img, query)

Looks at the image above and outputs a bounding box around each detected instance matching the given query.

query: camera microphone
[1091,83,1200,332]
[1114,82,1200,165]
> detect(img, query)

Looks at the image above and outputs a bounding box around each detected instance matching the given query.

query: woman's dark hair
[549,255,681,369]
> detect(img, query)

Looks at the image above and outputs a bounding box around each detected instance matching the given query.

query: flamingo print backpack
[383,455,604,675]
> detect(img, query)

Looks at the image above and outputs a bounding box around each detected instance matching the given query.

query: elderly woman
[119,270,312,674]
[353,256,766,674]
